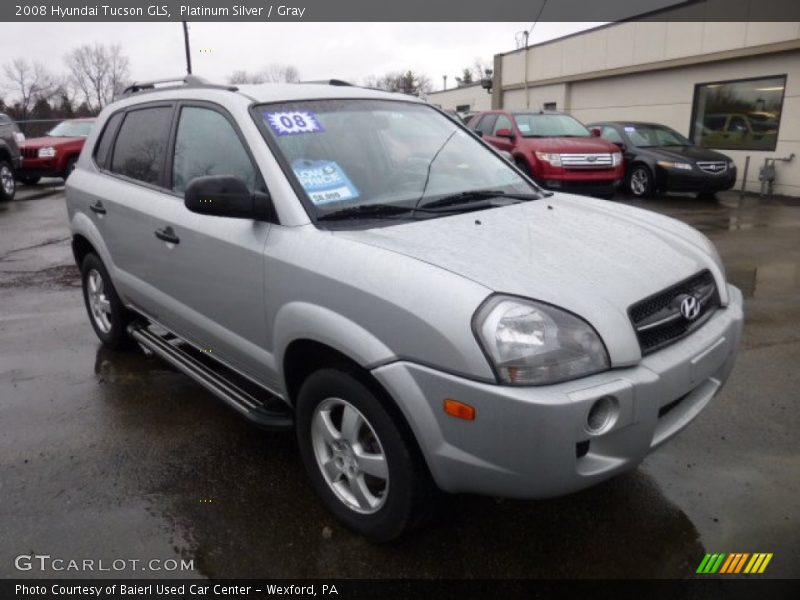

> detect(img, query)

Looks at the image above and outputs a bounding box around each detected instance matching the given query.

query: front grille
[696,161,727,175]
[561,153,613,169]
[629,270,720,355]
[21,147,38,159]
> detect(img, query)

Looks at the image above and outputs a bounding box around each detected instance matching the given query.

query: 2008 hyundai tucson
[66,76,743,541]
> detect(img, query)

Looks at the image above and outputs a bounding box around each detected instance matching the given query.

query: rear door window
[110,106,173,186]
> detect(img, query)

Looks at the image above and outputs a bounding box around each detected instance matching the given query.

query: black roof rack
[299,79,354,87]
[121,75,238,96]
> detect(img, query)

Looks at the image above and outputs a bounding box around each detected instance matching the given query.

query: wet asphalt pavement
[1,183,798,579]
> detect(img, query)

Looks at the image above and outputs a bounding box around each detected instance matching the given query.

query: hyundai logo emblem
[680,295,701,320]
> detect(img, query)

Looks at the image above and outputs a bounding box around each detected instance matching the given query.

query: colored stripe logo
[697,553,773,574]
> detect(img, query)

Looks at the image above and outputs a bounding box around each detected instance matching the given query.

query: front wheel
[628,165,654,198]
[296,368,432,542]
[0,160,16,201]
[80,253,134,350]
[63,157,77,180]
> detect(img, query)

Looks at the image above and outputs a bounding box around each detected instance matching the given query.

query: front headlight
[38,147,56,158]
[728,161,736,169]
[657,160,692,171]
[535,152,562,167]
[611,152,622,167]
[474,295,610,385]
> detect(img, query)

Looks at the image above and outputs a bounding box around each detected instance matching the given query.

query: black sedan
[587,121,736,198]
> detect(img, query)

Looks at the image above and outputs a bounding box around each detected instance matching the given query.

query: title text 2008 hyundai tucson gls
[66,76,743,541]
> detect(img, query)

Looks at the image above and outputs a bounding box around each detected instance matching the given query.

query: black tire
[628,164,654,198]
[63,157,77,180]
[80,253,135,350]
[0,160,16,201]
[514,158,532,178]
[296,368,433,542]
[17,176,41,186]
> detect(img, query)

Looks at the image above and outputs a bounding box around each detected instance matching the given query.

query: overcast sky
[0,22,602,98]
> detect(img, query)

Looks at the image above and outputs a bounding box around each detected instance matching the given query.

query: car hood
[20,136,85,149]
[517,136,618,153]
[642,145,731,163]
[335,195,728,365]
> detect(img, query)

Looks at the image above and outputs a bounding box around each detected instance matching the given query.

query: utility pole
[182,21,192,75]
[442,75,447,90]
[523,30,530,109]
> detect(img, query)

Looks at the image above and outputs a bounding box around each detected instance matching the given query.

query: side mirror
[495,128,514,139]
[184,175,270,220]
[590,128,601,137]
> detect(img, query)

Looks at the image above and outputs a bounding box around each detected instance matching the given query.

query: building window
[690,75,785,151]
[455,104,470,112]
[543,102,557,111]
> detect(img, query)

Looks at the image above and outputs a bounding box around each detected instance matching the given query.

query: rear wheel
[80,253,134,350]
[628,164,654,198]
[296,368,432,542]
[0,160,16,201]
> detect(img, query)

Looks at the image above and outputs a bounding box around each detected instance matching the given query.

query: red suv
[469,111,624,198]
[16,118,95,184]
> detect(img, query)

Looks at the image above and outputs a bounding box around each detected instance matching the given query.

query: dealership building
[428,13,800,196]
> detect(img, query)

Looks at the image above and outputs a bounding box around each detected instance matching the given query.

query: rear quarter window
[93,112,124,169]
[110,106,173,186]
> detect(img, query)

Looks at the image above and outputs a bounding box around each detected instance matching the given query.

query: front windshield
[513,113,590,138]
[624,124,690,147]
[256,99,536,220]
[48,121,93,137]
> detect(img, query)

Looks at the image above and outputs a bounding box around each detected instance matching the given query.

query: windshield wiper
[317,203,418,221]
[421,189,548,211]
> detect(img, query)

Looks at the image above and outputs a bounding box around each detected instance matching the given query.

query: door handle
[154,226,180,244]
[89,201,106,214]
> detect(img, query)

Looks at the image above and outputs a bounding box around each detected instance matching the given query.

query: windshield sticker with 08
[263,111,325,136]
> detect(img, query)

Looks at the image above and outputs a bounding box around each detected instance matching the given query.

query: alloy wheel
[86,268,113,333]
[630,168,649,196]
[310,397,389,514]
[0,165,14,196]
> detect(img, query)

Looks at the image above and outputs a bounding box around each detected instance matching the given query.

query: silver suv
[66,76,744,541]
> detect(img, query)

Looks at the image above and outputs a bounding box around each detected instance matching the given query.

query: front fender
[272,301,396,390]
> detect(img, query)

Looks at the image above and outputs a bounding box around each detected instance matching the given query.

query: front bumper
[17,157,64,179]
[372,285,744,498]
[658,166,737,193]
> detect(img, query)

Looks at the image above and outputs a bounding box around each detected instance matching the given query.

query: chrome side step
[128,322,293,431]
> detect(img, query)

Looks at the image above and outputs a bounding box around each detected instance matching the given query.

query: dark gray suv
[0,113,21,201]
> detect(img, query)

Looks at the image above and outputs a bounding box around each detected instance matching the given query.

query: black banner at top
[3,0,800,22]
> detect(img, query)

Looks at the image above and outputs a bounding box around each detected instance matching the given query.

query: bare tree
[228,70,266,84]
[228,64,300,85]
[2,58,56,120]
[471,57,491,81]
[365,71,432,97]
[65,43,130,113]
[261,64,300,83]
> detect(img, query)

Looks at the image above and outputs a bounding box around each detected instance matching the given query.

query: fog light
[586,396,618,434]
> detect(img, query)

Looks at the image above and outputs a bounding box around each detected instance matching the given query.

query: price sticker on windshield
[292,160,359,205]
[263,111,324,136]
